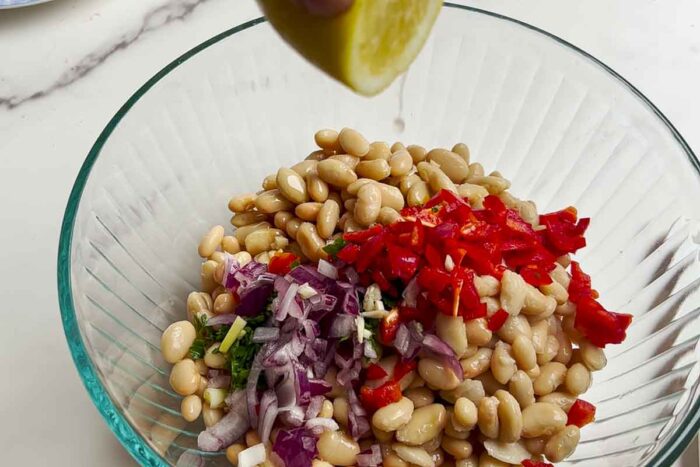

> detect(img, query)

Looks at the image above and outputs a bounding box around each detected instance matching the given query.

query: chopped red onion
[305,417,340,435]
[252,327,280,343]
[305,395,325,419]
[421,334,464,382]
[258,389,279,443]
[246,353,264,428]
[357,444,382,467]
[272,428,317,467]
[402,276,420,308]
[317,259,339,280]
[205,313,238,326]
[278,282,301,321]
[197,390,249,451]
[329,314,356,338]
[207,374,231,389]
[344,266,359,284]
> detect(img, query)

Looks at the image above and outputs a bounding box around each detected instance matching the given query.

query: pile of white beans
[160,128,607,467]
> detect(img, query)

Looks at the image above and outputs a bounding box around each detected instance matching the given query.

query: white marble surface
[0,0,698,465]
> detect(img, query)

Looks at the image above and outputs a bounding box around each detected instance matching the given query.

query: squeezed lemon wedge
[258,0,443,96]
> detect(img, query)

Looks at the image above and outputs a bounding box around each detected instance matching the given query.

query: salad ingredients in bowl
[160,127,632,467]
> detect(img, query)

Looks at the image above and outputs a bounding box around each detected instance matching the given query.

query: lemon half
[258,0,443,96]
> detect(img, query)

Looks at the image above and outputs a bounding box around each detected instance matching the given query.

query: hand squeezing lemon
[258,0,443,96]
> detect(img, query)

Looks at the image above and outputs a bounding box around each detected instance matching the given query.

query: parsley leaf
[228,329,262,389]
[188,314,230,357]
[188,338,206,359]
[322,237,346,256]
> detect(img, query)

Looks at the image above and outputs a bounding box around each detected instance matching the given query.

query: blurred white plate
[0,0,54,9]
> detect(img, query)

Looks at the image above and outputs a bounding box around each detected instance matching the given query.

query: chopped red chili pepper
[339,190,631,354]
[365,363,388,380]
[567,399,596,427]
[424,243,444,269]
[521,460,554,467]
[568,261,632,347]
[354,231,385,273]
[267,252,299,275]
[519,263,555,286]
[336,243,360,263]
[487,309,510,331]
[387,244,420,282]
[417,267,451,294]
[393,360,417,381]
[359,380,402,412]
[343,224,383,242]
[574,297,632,347]
[539,208,589,256]
[379,309,401,345]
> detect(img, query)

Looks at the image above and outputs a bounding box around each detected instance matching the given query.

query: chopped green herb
[322,237,347,256]
[227,292,276,389]
[187,313,230,357]
[188,338,206,359]
[431,206,440,213]
[228,328,262,389]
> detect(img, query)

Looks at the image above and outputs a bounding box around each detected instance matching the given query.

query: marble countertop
[0,0,698,465]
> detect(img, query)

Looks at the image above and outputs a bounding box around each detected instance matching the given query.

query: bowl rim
[57,4,700,466]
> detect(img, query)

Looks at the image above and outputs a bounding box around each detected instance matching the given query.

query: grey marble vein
[0,0,209,110]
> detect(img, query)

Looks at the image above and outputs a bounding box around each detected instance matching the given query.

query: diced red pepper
[343,224,383,242]
[539,208,589,256]
[520,263,555,286]
[371,268,392,292]
[336,244,360,264]
[434,189,473,224]
[521,461,554,467]
[417,267,451,294]
[387,244,420,282]
[379,309,401,345]
[568,261,593,303]
[268,252,299,275]
[393,359,417,381]
[354,231,385,273]
[400,205,442,227]
[460,243,500,277]
[480,195,507,225]
[568,261,633,347]
[424,243,444,269]
[567,399,597,427]
[365,363,388,380]
[574,297,633,347]
[487,309,510,331]
[359,380,402,412]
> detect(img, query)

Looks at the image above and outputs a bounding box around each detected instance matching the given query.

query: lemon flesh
[258,0,443,96]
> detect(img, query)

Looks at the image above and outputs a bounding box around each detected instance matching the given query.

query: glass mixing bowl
[58,4,700,466]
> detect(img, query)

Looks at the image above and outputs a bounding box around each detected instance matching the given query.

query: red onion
[258,389,279,443]
[205,313,238,326]
[208,374,231,389]
[253,327,280,343]
[329,314,356,338]
[357,444,382,467]
[197,390,249,451]
[305,417,339,435]
[422,334,464,382]
[317,259,339,280]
